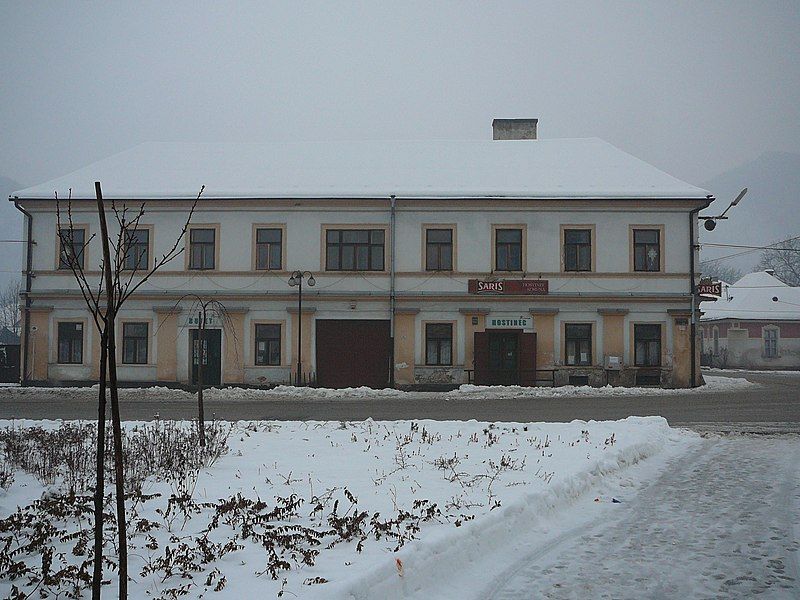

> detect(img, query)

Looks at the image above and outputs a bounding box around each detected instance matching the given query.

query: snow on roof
[10,139,710,201]
[701,271,800,321]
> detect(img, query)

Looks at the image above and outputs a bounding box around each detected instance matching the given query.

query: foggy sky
[1,1,799,192]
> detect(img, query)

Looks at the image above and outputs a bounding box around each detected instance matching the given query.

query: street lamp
[700,188,748,231]
[288,270,315,385]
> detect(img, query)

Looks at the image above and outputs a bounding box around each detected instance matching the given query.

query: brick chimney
[492,118,538,140]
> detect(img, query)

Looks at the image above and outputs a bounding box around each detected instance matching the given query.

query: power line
[700,234,800,264]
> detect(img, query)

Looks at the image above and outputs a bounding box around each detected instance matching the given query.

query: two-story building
[10,120,712,389]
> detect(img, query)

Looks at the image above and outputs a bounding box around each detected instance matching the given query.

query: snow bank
[0,375,757,403]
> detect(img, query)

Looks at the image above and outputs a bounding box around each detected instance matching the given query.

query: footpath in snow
[0,417,697,599]
[0,374,758,402]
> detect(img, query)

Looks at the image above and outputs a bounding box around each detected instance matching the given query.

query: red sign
[697,280,722,298]
[468,279,549,295]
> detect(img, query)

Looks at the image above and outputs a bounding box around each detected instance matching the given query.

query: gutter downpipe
[389,195,396,388]
[689,206,700,388]
[13,200,33,385]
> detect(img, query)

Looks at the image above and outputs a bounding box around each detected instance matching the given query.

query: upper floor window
[634,324,661,366]
[425,228,453,271]
[58,228,86,270]
[255,324,281,366]
[564,229,591,272]
[189,228,216,270]
[425,323,453,366]
[565,324,592,366]
[633,229,661,272]
[256,228,282,270]
[495,228,522,271]
[123,229,149,271]
[764,327,778,358]
[326,229,384,271]
[122,322,149,364]
[57,322,83,364]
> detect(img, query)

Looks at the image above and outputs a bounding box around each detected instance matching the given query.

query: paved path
[481,436,800,599]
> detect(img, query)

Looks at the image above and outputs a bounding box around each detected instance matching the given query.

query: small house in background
[700,270,800,369]
[0,326,20,384]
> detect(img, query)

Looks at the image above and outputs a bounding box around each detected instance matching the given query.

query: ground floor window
[255,324,281,366]
[763,327,778,358]
[634,324,662,366]
[426,323,453,366]
[122,322,149,364]
[57,322,83,364]
[565,324,592,366]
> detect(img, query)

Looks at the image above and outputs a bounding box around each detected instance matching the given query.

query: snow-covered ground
[0,374,758,402]
[704,367,800,376]
[0,417,697,599]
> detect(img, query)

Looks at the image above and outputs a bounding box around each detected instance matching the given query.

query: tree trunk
[91,327,107,600]
[197,310,206,447]
[96,183,128,600]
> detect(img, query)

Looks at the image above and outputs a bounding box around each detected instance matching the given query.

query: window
[123,229,149,271]
[59,228,86,270]
[256,228,282,270]
[326,229,385,271]
[255,324,281,366]
[495,228,522,271]
[57,322,83,364]
[634,324,662,367]
[713,327,719,355]
[426,323,453,366]
[565,324,592,366]
[189,228,216,270]
[764,328,778,358]
[425,229,453,271]
[633,229,661,272]
[122,322,148,364]
[564,229,591,272]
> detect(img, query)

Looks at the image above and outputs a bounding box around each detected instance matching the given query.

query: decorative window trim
[491,224,527,273]
[629,224,665,273]
[185,224,221,271]
[320,224,390,273]
[421,320,457,366]
[250,320,286,367]
[421,224,457,272]
[560,224,596,272]
[55,224,90,271]
[251,224,287,271]
[121,224,154,272]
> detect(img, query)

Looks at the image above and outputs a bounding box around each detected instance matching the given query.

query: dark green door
[190,329,222,387]
[487,331,519,385]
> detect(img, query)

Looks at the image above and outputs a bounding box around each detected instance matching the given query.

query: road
[0,370,798,430]
[478,435,800,599]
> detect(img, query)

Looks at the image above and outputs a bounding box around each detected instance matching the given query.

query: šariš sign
[696,279,722,299]
[468,279,549,295]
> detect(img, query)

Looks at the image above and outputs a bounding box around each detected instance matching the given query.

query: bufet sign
[696,279,722,299]
[468,279,549,295]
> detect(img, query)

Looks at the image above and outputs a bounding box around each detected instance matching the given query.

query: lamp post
[288,270,315,385]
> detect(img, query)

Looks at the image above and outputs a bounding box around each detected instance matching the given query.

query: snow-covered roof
[701,271,800,321]
[10,139,711,201]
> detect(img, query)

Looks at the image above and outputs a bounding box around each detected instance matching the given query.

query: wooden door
[316,320,390,388]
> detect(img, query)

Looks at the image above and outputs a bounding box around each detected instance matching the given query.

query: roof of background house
[0,327,19,345]
[10,139,711,201]
[701,271,800,321]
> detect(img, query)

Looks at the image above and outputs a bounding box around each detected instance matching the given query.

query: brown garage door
[316,320,391,389]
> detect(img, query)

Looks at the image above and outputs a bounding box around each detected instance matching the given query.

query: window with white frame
[763,327,779,358]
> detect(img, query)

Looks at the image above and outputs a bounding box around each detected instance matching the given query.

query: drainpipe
[389,195,396,388]
[13,200,34,385]
[689,207,699,388]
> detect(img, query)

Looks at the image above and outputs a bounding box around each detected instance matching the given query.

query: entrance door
[488,331,519,385]
[474,331,536,386]
[190,329,222,387]
[316,320,390,388]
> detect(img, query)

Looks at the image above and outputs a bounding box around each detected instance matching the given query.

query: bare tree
[160,295,239,447]
[757,238,800,286]
[0,280,21,335]
[56,182,202,599]
[698,262,743,285]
